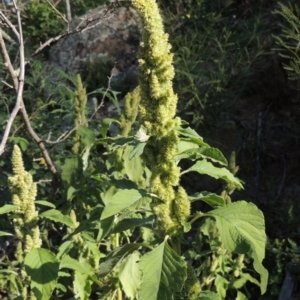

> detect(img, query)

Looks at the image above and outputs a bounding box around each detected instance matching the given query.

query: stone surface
[48,5,141,83]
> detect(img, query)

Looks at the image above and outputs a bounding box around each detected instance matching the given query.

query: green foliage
[0,0,274,299]
[138,239,187,300]
[24,0,65,48]
[168,0,268,127]
[273,2,300,82]
[24,248,59,300]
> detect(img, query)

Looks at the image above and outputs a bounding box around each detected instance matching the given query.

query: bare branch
[0,1,58,176]
[0,29,21,156]
[27,3,117,64]
[0,10,20,40]
[45,0,69,25]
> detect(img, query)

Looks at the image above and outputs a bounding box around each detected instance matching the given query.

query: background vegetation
[0,0,300,299]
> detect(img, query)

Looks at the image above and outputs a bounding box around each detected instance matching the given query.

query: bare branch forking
[0,0,57,176]
[0,0,120,176]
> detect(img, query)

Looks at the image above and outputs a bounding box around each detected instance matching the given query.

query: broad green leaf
[9,137,29,151]
[119,251,141,299]
[177,140,198,154]
[232,272,260,289]
[208,201,268,294]
[40,209,75,228]
[57,241,73,260]
[215,274,228,298]
[111,216,154,234]
[177,126,209,147]
[61,157,80,185]
[85,241,104,267]
[96,216,115,241]
[176,146,228,166]
[123,146,144,182]
[98,244,143,278]
[236,291,247,300]
[198,291,219,300]
[139,240,187,300]
[101,189,147,220]
[74,271,92,300]
[129,142,147,160]
[78,126,96,148]
[24,248,59,300]
[60,255,94,276]
[67,186,78,201]
[189,192,225,207]
[181,159,243,189]
[177,126,203,140]
[98,118,117,138]
[0,204,18,214]
[35,200,56,209]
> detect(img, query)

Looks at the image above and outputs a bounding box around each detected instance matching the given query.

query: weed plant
[2,0,300,299]
[0,0,270,299]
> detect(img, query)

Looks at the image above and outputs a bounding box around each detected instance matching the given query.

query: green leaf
[24,248,59,300]
[57,241,73,260]
[9,137,29,151]
[61,157,80,185]
[123,146,144,182]
[60,255,94,276]
[0,231,13,237]
[236,291,248,300]
[111,216,154,234]
[189,192,225,207]
[208,201,268,294]
[98,118,116,138]
[181,159,243,189]
[82,146,92,172]
[0,204,18,214]
[78,126,96,148]
[198,291,219,300]
[101,189,147,220]
[177,126,209,147]
[40,209,75,228]
[177,126,203,140]
[74,271,92,300]
[215,274,228,298]
[96,216,115,242]
[177,140,198,154]
[85,241,104,267]
[35,201,56,209]
[134,126,150,142]
[176,146,227,166]
[139,240,187,300]
[119,251,141,299]
[67,186,78,201]
[98,244,143,278]
[129,142,147,160]
[232,272,260,289]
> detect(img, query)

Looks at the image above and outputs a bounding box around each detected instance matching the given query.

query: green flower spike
[132,0,190,237]
[8,145,41,261]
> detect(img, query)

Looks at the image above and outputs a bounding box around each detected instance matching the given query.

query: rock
[48,5,141,86]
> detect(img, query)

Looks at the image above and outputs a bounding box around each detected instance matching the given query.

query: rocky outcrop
[48,5,141,85]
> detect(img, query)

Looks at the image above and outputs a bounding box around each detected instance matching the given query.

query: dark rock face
[48,5,141,82]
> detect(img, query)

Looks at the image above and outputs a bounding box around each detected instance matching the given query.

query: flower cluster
[8,145,41,262]
[132,0,190,237]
